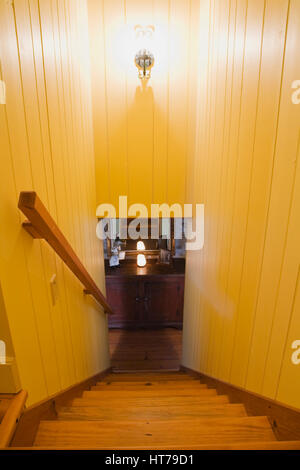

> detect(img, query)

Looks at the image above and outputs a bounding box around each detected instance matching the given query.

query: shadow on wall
[97,78,189,211]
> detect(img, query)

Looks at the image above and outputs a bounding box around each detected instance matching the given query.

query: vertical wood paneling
[261,0,300,403]
[182,0,210,368]
[225,0,265,384]
[88,0,195,210]
[185,0,200,206]
[1,0,299,412]
[30,0,77,386]
[166,0,190,205]
[0,0,48,403]
[230,0,289,387]
[188,0,211,371]
[199,0,220,372]
[39,0,86,382]
[244,0,293,393]
[152,0,169,205]
[87,0,110,206]
[125,0,154,209]
[217,0,247,380]
[183,0,300,410]
[214,0,237,377]
[102,0,129,211]
[14,0,64,394]
[206,0,231,377]
[0,0,110,406]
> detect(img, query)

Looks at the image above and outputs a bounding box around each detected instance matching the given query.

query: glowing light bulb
[137,254,147,267]
[137,241,146,251]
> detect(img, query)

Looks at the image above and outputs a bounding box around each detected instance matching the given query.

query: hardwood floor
[109,328,182,371]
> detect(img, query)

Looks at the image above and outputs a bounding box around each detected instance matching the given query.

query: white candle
[137,241,146,251]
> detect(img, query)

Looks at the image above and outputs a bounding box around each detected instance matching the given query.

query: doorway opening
[103,218,186,371]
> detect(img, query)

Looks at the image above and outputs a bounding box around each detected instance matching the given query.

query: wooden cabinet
[106,274,184,329]
[143,278,184,326]
[106,279,140,328]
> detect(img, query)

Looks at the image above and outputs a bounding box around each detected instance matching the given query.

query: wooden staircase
[33,371,300,449]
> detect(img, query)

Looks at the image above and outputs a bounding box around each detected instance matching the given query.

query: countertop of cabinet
[105,259,185,279]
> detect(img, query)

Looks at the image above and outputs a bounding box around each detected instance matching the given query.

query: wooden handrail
[18,192,114,315]
[0,390,28,448]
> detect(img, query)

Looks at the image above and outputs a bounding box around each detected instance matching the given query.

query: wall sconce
[134,25,155,80]
[137,254,147,267]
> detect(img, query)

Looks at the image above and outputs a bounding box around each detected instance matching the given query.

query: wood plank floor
[109,328,182,371]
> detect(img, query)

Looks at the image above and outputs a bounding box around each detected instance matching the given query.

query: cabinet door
[143,277,184,327]
[106,278,140,328]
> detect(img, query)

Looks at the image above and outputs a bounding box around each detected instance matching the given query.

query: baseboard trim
[181,365,300,441]
[10,367,112,447]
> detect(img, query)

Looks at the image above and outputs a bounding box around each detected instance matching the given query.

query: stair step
[30,441,300,450]
[92,381,206,390]
[103,373,195,382]
[111,351,181,360]
[111,367,180,375]
[109,331,181,342]
[34,416,276,447]
[82,388,217,399]
[57,403,247,421]
[110,369,183,373]
[111,360,180,370]
[70,394,230,407]
[110,344,181,349]
[110,342,182,349]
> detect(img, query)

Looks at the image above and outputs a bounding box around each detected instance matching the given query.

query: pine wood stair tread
[92,381,207,390]
[34,416,276,447]
[57,403,247,421]
[30,369,300,448]
[82,388,217,399]
[102,374,197,382]
[111,368,182,373]
[111,352,181,360]
[69,394,231,407]
[28,441,300,450]
[107,370,185,374]
[111,360,181,369]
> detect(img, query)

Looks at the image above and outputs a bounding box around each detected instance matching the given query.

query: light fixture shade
[137,241,146,251]
[137,254,147,267]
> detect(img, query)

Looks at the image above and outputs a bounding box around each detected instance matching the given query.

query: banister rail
[0,390,27,448]
[18,191,114,315]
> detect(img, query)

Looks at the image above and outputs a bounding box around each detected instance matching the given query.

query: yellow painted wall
[87,0,200,211]
[182,0,300,410]
[0,0,110,406]
[1,0,299,411]
[0,283,15,363]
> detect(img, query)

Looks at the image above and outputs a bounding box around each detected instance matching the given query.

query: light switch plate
[50,273,57,305]
[0,80,6,104]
